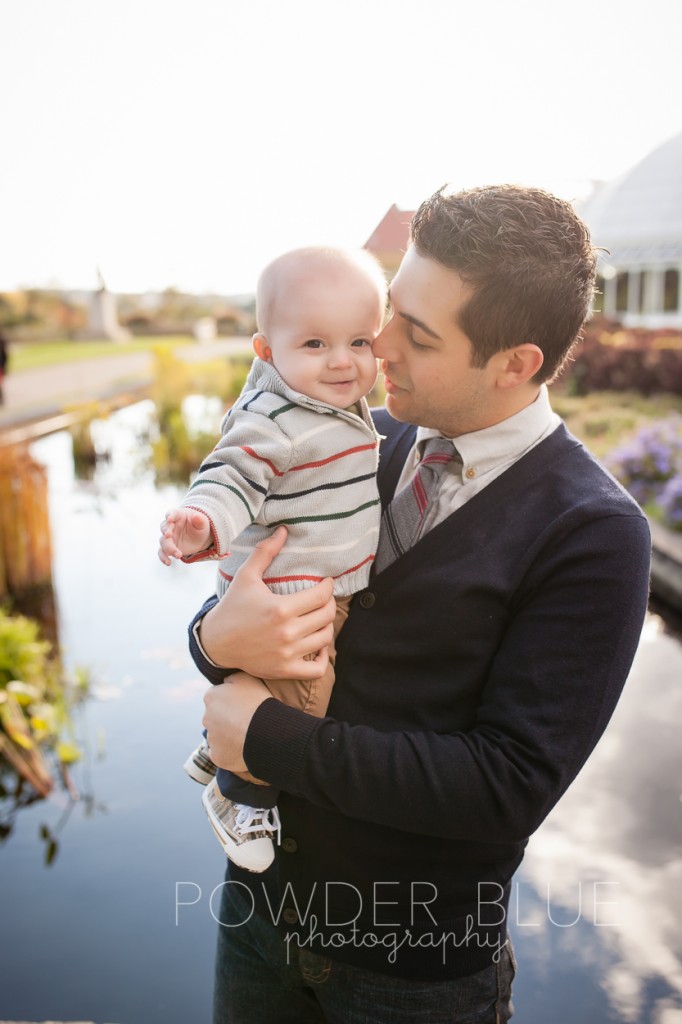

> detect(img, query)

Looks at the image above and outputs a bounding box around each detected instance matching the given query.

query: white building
[580,131,682,328]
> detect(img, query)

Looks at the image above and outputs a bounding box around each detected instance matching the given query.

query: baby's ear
[252,334,273,363]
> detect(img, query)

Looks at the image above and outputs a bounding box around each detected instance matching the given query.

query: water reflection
[513,613,682,1023]
[0,399,681,1023]
[1,401,220,1023]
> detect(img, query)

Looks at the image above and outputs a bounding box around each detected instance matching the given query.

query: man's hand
[158,508,211,564]
[198,526,336,680]
[203,673,271,773]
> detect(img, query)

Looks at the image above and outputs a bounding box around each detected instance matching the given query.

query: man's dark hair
[410,184,597,382]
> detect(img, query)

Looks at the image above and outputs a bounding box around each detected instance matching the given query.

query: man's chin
[384,393,416,424]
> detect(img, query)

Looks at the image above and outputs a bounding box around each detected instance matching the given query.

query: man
[192,185,651,1023]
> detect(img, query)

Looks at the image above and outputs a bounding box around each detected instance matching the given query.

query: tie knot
[417,436,457,470]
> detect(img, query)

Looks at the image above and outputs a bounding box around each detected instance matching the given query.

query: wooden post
[0,442,53,600]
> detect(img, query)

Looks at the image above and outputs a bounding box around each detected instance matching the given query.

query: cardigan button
[283,907,299,925]
[282,837,298,854]
[358,591,376,609]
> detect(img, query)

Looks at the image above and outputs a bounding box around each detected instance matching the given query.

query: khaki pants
[235,594,351,786]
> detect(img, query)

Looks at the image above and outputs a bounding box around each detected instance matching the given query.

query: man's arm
[203,512,651,843]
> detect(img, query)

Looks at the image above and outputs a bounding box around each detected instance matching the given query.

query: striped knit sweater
[179,358,382,597]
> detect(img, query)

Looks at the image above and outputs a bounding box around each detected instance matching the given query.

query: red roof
[364,204,415,253]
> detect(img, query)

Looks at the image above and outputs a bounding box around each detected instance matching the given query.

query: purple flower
[659,476,682,530]
[604,415,682,514]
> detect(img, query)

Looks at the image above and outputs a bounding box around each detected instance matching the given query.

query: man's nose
[372,318,400,362]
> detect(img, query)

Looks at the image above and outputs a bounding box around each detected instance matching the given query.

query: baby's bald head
[255,246,387,337]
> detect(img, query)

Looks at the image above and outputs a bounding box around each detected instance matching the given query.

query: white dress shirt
[394,385,561,532]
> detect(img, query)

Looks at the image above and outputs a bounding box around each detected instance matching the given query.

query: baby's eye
[351,338,372,348]
[304,339,324,349]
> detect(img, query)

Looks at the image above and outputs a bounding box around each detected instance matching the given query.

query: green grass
[10,336,191,373]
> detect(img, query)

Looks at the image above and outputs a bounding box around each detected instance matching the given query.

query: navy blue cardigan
[190,410,651,980]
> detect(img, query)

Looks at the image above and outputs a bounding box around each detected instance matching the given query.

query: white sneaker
[202,778,281,873]
[183,741,217,785]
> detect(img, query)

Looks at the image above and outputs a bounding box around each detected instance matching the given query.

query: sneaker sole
[183,754,216,786]
[201,787,275,873]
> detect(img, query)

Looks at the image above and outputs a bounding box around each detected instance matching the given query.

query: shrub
[0,608,90,789]
[149,347,252,484]
[563,319,682,395]
[0,608,52,689]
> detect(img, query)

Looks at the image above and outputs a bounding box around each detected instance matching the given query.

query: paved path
[0,352,153,430]
[0,338,251,439]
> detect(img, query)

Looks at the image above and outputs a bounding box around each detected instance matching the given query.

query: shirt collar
[414,385,560,476]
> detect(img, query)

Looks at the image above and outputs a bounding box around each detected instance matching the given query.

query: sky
[2,0,681,296]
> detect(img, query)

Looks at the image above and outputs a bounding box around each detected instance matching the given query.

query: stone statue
[83,266,131,342]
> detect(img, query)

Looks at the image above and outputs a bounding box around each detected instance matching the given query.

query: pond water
[1,400,681,1024]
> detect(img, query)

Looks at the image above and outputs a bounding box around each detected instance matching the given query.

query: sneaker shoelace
[234,804,282,844]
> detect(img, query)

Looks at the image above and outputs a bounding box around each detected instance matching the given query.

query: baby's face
[256,272,382,409]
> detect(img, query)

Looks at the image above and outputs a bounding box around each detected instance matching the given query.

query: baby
[158,246,387,872]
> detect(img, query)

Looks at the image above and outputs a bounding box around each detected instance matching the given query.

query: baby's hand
[158,508,211,565]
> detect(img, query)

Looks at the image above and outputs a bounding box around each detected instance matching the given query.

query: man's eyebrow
[400,311,441,341]
[387,287,442,341]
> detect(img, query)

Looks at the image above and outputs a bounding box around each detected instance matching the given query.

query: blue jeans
[212,877,516,1023]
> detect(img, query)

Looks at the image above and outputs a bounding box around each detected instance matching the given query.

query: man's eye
[408,332,430,352]
[304,339,324,348]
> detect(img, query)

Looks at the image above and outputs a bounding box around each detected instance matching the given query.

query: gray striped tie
[374,437,457,572]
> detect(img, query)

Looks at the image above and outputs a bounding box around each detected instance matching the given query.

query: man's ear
[494,344,544,389]
[253,334,273,363]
